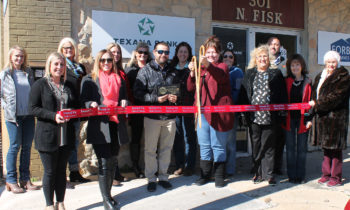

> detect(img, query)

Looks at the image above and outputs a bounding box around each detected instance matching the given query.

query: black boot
[69,171,91,183]
[214,162,225,188]
[98,158,117,210]
[109,157,119,207]
[195,160,212,186]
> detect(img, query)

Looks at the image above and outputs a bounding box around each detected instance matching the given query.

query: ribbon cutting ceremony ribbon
[58,103,311,120]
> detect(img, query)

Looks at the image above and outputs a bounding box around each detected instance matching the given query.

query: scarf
[66,58,84,76]
[99,70,121,123]
[46,77,67,109]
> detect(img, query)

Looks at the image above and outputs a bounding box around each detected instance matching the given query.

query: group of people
[1,35,349,210]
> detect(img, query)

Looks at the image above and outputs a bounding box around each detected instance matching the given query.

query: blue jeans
[173,115,197,169]
[68,120,80,171]
[285,119,308,180]
[197,114,229,162]
[5,116,35,183]
[226,114,238,175]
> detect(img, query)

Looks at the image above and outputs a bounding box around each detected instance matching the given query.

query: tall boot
[195,160,213,186]
[214,162,225,188]
[98,158,117,210]
[109,156,119,207]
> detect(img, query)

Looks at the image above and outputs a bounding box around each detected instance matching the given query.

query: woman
[57,37,89,184]
[283,54,312,184]
[106,43,130,185]
[239,45,287,185]
[170,42,197,176]
[29,52,75,210]
[125,42,152,178]
[1,46,39,193]
[80,49,127,210]
[188,36,234,187]
[309,50,350,187]
[222,49,243,177]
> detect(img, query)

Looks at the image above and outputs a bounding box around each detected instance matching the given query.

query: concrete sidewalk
[1,148,350,210]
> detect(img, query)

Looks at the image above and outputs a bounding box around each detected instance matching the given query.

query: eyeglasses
[157,50,170,55]
[224,55,233,59]
[63,46,73,50]
[137,51,148,55]
[100,58,113,63]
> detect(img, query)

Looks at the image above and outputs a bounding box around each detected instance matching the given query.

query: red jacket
[187,62,234,132]
[283,76,312,134]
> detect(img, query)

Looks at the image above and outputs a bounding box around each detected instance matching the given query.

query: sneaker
[158,181,172,190]
[318,176,329,184]
[327,179,341,187]
[147,182,157,192]
[268,178,277,186]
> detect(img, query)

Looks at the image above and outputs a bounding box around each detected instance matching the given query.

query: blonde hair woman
[29,52,76,210]
[239,44,287,186]
[1,46,39,193]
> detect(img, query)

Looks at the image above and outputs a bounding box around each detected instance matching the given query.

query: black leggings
[39,146,71,206]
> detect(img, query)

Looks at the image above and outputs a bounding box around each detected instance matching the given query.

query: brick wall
[1,0,72,180]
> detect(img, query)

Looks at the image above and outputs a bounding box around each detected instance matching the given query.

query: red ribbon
[58,103,310,120]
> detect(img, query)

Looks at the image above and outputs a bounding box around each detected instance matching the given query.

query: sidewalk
[1,148,350,210]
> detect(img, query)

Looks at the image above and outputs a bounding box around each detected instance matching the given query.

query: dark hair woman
[1,46,40,193]
[188,36,234,187]
[170,42,197,176]
[124,42,152,178]
[222,49,244,177]
[80,49,127,209]
[283,54,312,184]
[29,52,76,210]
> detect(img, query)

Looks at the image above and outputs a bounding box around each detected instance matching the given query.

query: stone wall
[72,0,212,74]
[307,0,350,76]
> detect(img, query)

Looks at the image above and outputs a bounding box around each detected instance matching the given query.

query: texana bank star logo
[138,17,155,36]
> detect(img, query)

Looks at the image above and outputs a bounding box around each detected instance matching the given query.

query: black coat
[311,66,350,150]
[239,67,287,125]
[80,74,127,144]
[29,78,75,152]
[66,63,86,109]
[133,60,180,120]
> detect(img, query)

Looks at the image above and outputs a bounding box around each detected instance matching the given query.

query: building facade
[1,0,350,178]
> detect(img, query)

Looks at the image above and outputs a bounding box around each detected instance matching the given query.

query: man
[134,42,179,192]
[268,37,287,76]
[268,37,286,175]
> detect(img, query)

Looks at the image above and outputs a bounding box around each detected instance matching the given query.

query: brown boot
[6,182,25,194]
[20,180,40,191]
[44,205,55,210]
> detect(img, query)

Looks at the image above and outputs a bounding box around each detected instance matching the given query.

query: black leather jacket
[134,60,180,120]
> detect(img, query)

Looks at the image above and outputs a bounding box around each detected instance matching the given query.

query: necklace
[293,79,303,86]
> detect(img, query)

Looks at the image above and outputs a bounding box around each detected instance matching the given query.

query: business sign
[212,0,304,29]
[92,10,195,58]
[318,31,350,65]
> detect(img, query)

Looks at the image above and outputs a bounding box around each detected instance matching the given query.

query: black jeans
[274,125,285,173]
[39,146,71,206]
[250,123,276,180]
[129,114,144,167]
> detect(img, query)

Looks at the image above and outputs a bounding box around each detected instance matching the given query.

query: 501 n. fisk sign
[92,10,195,58]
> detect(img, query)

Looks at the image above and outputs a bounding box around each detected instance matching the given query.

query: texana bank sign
[318,31,350,66]
[92,10,195,58]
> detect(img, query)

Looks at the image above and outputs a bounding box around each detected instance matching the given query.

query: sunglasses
[100,58,113,63]
[137,51,148,55]
[157,50,170,55]
[223,55,233,59]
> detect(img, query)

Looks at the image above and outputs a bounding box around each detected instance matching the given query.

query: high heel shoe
[20,180,40,191]
[6,182,25,194]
